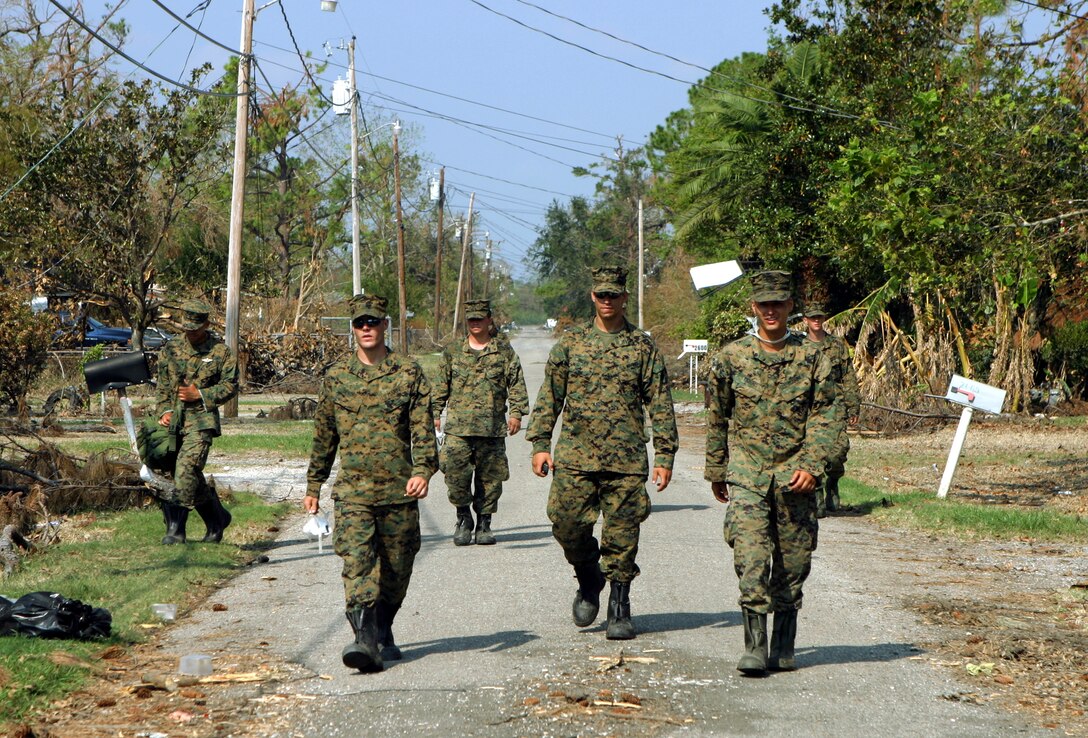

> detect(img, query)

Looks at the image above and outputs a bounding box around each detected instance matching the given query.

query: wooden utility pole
[637,197,644,331]
[224,0,255,419]
[348,37,361,296]
[483,237,493,297]
[451,192,475,333]
[433,167,445,341]
[393,125,408,354]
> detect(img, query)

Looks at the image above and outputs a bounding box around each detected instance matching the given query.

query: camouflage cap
[591,265,628,294]
[803,301,829,317]
[464,299,492,320]
[350,293,388,320]
[178,298,212,331]
[749,270,793,302]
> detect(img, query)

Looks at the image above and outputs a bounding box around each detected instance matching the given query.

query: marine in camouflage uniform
[801,302,861,517]
[304,294,438,673]
[527,266,678,641]
[704,271,843,675]
[432,299,529,546]
[154,298,238,546]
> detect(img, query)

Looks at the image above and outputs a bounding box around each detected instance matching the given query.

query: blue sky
[68,1,776,280]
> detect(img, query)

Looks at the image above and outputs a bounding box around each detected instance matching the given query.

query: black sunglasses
[352,316,384,329]
[594,291,622,300]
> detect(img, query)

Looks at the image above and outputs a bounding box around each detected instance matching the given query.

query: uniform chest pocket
[482,357,506,384]
[781,384,812,419]
[609,349,643,387]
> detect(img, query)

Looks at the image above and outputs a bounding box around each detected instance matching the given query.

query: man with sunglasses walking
[432,299,528,545]
[304,294,438,673]
[527,266,678,640]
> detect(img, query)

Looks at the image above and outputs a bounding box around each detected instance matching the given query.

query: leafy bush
[0,290,55,415]
[1042,320,1088,394]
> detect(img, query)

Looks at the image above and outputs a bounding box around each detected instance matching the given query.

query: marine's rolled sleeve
[506,351,530,419]
[431,349,452,418]
[796,352,844,477]
[306,379,340,497]
[409,371,439,480]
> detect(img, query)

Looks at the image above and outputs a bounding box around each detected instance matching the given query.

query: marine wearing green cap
[527,263,678,642]
[705,269,843,675]
[433,296,528,546]
[154,296,237,547]
[800,300,860,519]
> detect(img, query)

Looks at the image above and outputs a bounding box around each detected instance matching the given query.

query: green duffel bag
[136,417,178,474]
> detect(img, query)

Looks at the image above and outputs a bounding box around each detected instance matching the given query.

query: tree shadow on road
[651,503,712,513]
[420,524,554,546]
[592,611,742,634]
[402,629,539,659]
[797,642,920,666]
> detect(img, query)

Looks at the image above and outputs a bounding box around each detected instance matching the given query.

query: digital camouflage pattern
[807,333,860,474]
[440,435,509,513]
[307,350,438,505]
[704,332,843,612]
[154,331,238,507]
[334,499,421,609]
[432,335,528,438]
[548,469,650,582]
[526,319,678,474]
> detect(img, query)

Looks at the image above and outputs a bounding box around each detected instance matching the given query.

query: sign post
[677,339,709,393]
[936,374,1007,498]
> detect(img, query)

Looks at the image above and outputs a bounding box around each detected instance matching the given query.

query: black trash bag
[0,595,15,636]
[3,592,111,639]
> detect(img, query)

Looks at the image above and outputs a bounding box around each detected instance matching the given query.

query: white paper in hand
[303,513,331,536]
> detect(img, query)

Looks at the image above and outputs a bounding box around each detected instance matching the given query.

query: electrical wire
[46,0,243,98]
[276,2,337,106]
[149,0,239,54]
[1013,0,1088,22]
[421,158,576,198]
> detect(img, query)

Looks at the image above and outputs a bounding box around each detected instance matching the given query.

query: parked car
[53,314,173,349]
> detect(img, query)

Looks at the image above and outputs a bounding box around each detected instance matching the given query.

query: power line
[276,2,337,106]
[423,159,575,198]
[149,0,239,54]
[46,0,242,98]
[1013,0,1088,22]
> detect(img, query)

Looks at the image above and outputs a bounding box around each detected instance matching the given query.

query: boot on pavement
[474,513,496,545]
[737,608,768,675]
[453,506,474,546]
[768,609,798,671]
[605,580,636,640]
[572,561,606,627]
[160,502,189,545]
[343,606,383,672]
[375,600,403,661]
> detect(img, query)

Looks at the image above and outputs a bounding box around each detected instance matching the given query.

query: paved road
[170,328,1045,737]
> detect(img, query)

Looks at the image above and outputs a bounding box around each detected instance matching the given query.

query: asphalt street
[169,328,1047,737]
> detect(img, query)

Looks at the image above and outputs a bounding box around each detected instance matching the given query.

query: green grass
[0,492,291,728]
[671,389,704,403]
[840,479,1088,541]
[48,421,316,459]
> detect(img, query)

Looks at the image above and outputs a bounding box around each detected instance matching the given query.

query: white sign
[943,374,1006,415]
[690,260,743,291]
[680,339,708,357]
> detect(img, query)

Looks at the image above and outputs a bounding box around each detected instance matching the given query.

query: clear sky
[66,1,776,280]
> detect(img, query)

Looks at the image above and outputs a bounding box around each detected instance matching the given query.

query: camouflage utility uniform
[154,331,237,509]
[704,332,841,614]
[808,333,859,513]
[433,334,528,516]
[527,319,678,584]
[307,350,438,613]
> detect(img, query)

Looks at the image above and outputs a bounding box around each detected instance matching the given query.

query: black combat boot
[605,581,636,640]
[768,609,798,671]
[160,503,189,545]
[453,506,474,546]
[826,477,840,512]
[342,606,383,672]
[474,513,496,545]
[572,562,606,627]
[194,488,232,543]
[375,600,403,661]
[737,608,768,675]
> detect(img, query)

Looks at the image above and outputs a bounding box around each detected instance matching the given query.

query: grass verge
[840,479,1088,541]
[0,492,290,729]
[50,420,316,458]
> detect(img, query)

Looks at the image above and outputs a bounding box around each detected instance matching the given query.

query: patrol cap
[178,298,212,331]
[464,299,492,320]
[749,270,793,302]
[350,293,388,320]
[591,265,628,294]
[803,301,829,318]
